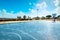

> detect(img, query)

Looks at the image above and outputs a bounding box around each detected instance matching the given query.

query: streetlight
[37,9,39,17]
[52,13,56,22]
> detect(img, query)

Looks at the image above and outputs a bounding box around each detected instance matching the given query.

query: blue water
[0,20,60,40]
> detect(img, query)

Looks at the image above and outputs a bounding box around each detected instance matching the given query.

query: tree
[17,16,21,20]
[41,16,45,19]
[23,15,26,20]
[34,16,40,20]
[57,15,60,18]
[46,15,52,19]
[28,16,32,20]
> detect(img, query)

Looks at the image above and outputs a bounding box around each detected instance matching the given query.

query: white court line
[6,32,22,40]
[1,28,38,40]
[19,30,38,40]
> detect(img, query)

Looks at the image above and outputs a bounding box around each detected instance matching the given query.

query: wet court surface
[0,20,60,40]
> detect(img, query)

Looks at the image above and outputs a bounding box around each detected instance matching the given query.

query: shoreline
[0,19,60,24]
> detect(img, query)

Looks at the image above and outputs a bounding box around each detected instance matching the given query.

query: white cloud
[0,9,26,18]
[36,2,47,9]
[0,9,14,18]
[10,11,14,13]
[15,11,26,17]
[1,9,6,14]
[29,8,32,11]
[53,0,60,15]
[0,1,60,18]
[0,10,1,13]
[29,9,51,17]
[52,7,60,15]
[28,1,50,17]
[0,2,50,18]
[54,0,59,7]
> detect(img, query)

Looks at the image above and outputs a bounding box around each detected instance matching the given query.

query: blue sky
[0,0,60,18]
[0,0,38,12]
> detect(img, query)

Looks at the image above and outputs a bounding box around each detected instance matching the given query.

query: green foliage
[23,15,26,19]
[28,16,30,19]
[57,15,60,18]
[34,16,40,20]
[41,16,45,19]
[17,16,21,20]
[46,15,52,19]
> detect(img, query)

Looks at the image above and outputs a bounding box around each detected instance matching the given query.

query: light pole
[37,9,39,17]
[52,13,56,22]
